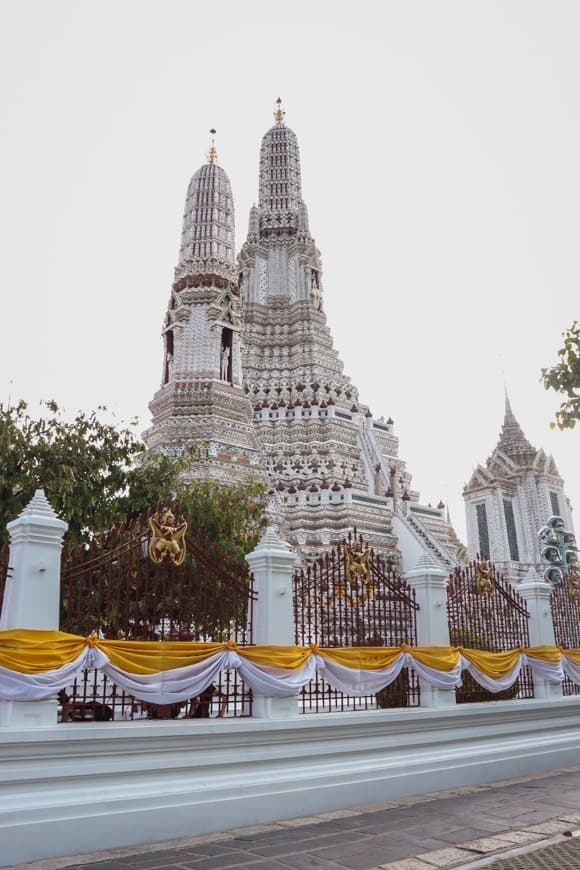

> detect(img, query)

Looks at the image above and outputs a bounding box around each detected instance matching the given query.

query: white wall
[3,698,580,867]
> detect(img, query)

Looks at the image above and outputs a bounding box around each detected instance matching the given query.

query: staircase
[358,424,391,494]
[402,509,459,571]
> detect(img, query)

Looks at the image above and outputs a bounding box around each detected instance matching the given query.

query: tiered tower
[145,105,465,568]
[464,395,575,582]
[237,102,462,562]
[144,135,263,482]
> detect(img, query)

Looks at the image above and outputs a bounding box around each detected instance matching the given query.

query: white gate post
[518,574,563,700]
[405,552,456,708]
[245,524,299,718]
[0,490,68,727]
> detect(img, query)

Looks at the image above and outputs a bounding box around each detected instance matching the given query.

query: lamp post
[538,515,579,586]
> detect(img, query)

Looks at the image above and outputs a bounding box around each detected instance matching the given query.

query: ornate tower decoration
[464,394,575,583]
[143,104,465,566]
[237,102,463,564]
[144,131,263,482]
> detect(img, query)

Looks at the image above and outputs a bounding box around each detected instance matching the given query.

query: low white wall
[3,698,580,866]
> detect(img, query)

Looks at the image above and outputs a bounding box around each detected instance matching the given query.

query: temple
[144,133,263,484]
[463,395,575,583]
[144,104,468,567]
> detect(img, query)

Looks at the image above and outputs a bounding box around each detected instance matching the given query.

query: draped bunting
[0,630,579,704]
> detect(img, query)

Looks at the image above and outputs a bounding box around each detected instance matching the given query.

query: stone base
[0,698,58,728]
[252,695,299,718]
[418,683,456,707]
[3,698,580,867]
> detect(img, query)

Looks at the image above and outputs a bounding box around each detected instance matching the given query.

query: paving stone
[415,846,473,866]
[123,851,209,864]
[434,827,499,844]
[176,844,242,857]
[329,846,414,868]
[277,854,345,868]
[234,863,290,869]
[378,860,434,870]
[497,830,546,845]
[460,835,519,853]
[179,855,252,869]
[277,817,327,828]
[231,825,285,837]
[524,819,574,834]
[318,808,362,820]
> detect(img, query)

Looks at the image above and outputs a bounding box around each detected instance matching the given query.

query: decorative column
[0,490,68,728]
[519,573,563,700]
[245,524,299,718]
[405,552,456,708]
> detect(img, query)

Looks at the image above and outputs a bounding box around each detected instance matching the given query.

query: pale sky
[0,1,578,543]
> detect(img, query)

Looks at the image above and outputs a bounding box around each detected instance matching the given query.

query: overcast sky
[0,1,578,542]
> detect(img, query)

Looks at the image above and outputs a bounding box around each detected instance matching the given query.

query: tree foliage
[0,401,266,554]
[542,321,580,430]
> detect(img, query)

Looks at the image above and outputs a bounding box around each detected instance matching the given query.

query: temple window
[503,499,520,561]
[220,327,233,384]
[476,503,490,559]
[163,330,174,385]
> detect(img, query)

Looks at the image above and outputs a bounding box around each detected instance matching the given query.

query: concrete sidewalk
[11,765,580,870]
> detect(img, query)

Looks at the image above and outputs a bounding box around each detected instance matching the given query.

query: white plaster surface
[3,697,580,867]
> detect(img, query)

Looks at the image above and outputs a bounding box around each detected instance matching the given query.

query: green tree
[542,321,580,430]
[0,400,266,553]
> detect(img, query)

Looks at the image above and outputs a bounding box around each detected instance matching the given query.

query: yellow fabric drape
[561,648,580,665]
[525,646,562,664]
[316,646,403,670]
[409,645,461,672]
[460,647,522,679]
[100,641,228,675]
[1,629,579,680]
[0,629,87,673]
[236,644,312,670]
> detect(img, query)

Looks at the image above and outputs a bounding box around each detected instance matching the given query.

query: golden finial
[207,128,218,164]
[274,97,285,125]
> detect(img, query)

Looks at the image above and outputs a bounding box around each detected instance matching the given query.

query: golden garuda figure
[148,508,187,566]
[345,540,370,583]
[475,557,494,597]
[345,540,374,602]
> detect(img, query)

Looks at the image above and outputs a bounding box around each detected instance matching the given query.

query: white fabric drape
[407,653,463,690]
[525,655,564,685]
[98,649,236,705]
[236,655,317,697]
[1,648,578,705]
[314,652,406,696]
[562,655,580,686]
[0,649,91,701]
[460,654,522,693]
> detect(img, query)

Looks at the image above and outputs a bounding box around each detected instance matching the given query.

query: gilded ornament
[274,96,285,125]
[207,128,218,164]
[475,558,494,597]
[148,509,187,566]
[345,541,370,584]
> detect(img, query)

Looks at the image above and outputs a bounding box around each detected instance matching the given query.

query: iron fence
[448,559,534,703]
[293,530,420,713]
[551,580,580,696]
[58,511,256,721]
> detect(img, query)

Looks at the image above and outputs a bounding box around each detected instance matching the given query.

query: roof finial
[504,389,514,422]
[274,97,285,125]
[207,128,218,164]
